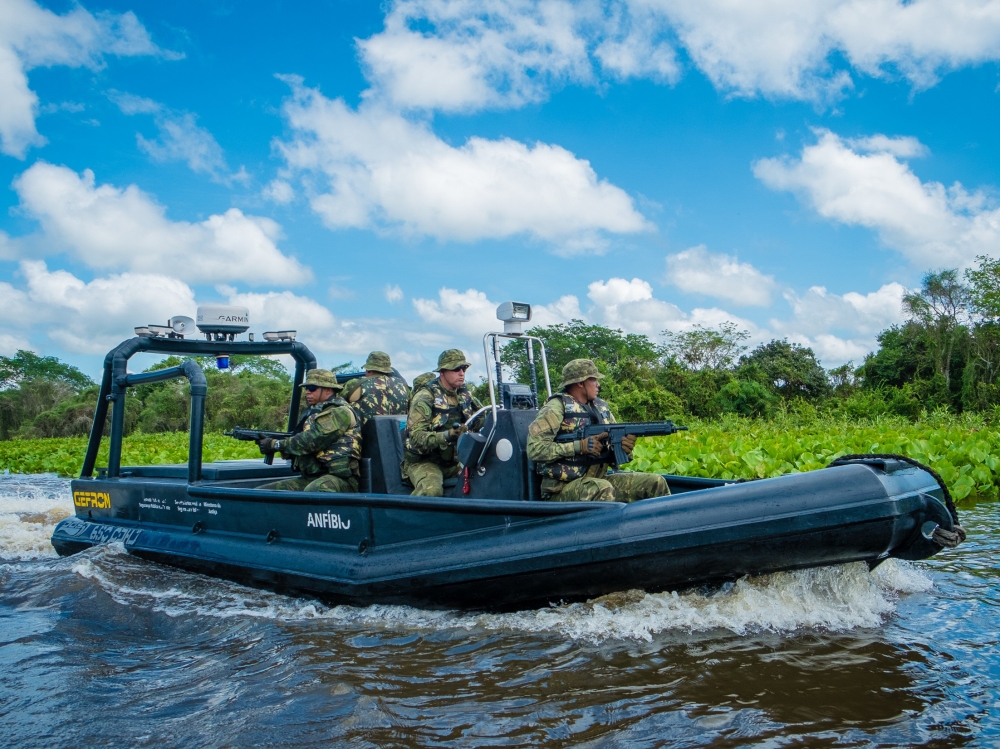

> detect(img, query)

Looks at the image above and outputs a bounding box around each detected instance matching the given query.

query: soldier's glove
[257,437,280,455]
[444,423,468,443]
[621,434,638,456]
[577,431,608,458]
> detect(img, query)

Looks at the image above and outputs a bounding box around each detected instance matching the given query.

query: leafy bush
[713,380,775,418]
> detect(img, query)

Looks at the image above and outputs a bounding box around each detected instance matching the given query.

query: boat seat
[361,415,408,494]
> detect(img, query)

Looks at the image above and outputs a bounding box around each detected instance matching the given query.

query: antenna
[170,316,195,337]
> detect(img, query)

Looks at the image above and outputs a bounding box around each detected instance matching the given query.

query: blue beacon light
[216,355,230,370]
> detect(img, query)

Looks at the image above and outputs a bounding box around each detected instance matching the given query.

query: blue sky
[2,0,999,380]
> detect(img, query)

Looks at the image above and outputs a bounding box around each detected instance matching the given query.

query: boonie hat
[364,350,393,375]
[559,358,603,391]
[437,349,470,371]
[302,369,342,389]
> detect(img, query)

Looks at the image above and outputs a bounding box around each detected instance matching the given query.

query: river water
[1,473,997,748]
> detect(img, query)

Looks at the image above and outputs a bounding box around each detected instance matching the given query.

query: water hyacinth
[630,412,1000,502]
[1,411,997,502]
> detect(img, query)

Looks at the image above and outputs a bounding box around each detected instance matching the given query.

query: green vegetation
[0,432,259,477]
[632,411,1000,501]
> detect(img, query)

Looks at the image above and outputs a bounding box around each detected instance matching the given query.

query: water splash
[0,474,73,561]
[67,542,932,642]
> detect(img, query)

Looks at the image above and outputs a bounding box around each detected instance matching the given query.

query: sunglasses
[445,365,470,372]
[303,384,321,392]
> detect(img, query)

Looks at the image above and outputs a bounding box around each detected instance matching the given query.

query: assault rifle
[554,420,688,469]
[224,427,294,466]
[224,427,293,443]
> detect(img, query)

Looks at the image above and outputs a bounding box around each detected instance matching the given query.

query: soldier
[340,350,410,426]
[526,358,669,503]
[402,350,484,496]
[255,369,362,493]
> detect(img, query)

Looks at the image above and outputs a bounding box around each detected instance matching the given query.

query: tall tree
[662,322,749,370]
[902,270,969,388]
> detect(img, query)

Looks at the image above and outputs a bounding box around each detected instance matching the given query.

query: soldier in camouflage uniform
[256,369,362,493]
[402,349,484,496]
[526,359,669,503]
[340,351,411,427]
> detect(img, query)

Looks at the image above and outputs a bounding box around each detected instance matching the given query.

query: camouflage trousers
[403,461,461,497]
[257,474,358,493]
[545,472,669,503]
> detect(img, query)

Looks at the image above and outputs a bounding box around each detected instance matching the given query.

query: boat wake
[2,474,934,642]
[0,473,73,561]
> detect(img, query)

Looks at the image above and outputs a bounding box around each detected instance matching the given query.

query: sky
[1,0,999,381]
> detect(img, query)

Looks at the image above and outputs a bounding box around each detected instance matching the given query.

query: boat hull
[52,461,952,610]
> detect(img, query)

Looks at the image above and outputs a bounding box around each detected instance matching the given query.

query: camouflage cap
[437,349,470,371]
[302,369,342,389]
[364,350,393,374]
[559,358,603,390]
[412,371,437,391]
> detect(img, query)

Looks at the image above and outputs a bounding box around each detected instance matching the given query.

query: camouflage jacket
[403,378,483,466]
[526,393,615,493]
[281,396,362,479]
[342,374,410,426]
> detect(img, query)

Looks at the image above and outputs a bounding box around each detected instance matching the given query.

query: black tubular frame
[81,336,317,481]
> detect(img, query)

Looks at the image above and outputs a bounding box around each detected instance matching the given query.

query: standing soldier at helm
[256,369,362,493]
[403,349,484,496]
[340,351,410,427]
[527,359,669,503]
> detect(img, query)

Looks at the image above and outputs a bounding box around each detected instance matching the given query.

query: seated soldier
[526,358,669,503]
[402,349,484,496]
[256,369,361,492]
[340,351,410,427]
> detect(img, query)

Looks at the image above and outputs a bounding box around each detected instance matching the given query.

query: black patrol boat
[51,303,963,611]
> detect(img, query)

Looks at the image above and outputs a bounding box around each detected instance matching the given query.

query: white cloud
[358,0,1000,109]
[276,77,651,251]
[226,288,454,374]
[0,332,31,356]
[384,284,404,303]
[0,0,174,158]
[19,260,196,354]
[109,91,243,183]
[753,129,1000,268]
[770,282,907,365]
[12,162,310,286]
[585,277,761,338]
[262,179,294,204]
[413,287,498,338]
[666,245,776,306]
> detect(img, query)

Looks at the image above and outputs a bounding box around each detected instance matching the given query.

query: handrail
[478,332,550,471]
[81,336,317,479]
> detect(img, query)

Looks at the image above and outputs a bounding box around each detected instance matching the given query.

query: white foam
[0,474,73,561]
[67,542,932,642]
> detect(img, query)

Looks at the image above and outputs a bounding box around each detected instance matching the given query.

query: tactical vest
[347,374,410,424]
[404,378,477,464]
[299,398,362,479]
[535,393,613,482]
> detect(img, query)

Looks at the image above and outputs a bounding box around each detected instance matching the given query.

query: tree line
[3,256,1000,439]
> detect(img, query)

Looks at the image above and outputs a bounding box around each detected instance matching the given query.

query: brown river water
[1,473,997,747]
